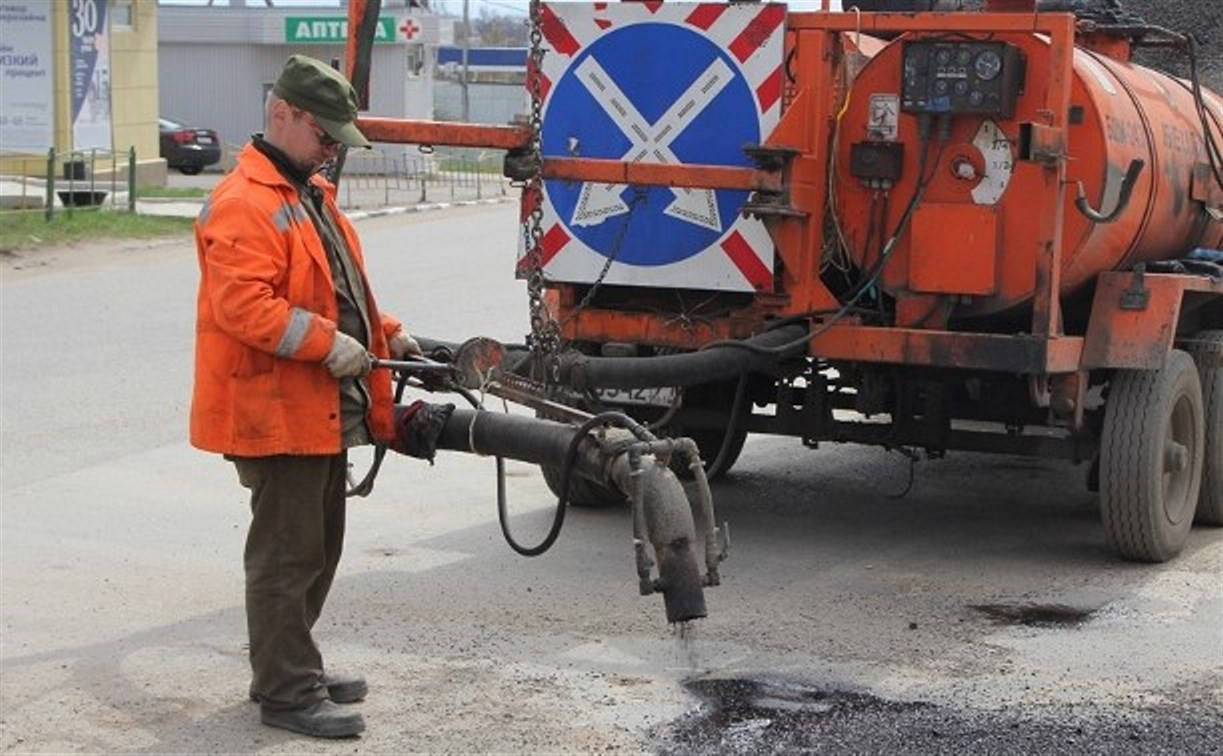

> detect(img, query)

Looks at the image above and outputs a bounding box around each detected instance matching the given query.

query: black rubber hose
[438,408,638,556]
[705,371,750,479]
[346,365,412,498]
[439,409,579,465]
[560,323,808,390]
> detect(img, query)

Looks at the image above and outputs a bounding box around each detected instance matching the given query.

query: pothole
[662,676,927,753]
[969,603,1097,627]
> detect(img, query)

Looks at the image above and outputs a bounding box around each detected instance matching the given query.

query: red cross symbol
[399,19,421,40]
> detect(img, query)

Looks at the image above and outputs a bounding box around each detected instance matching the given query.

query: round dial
[974,50,1003,81]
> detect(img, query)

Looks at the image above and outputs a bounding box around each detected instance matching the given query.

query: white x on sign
[570,55,735,232]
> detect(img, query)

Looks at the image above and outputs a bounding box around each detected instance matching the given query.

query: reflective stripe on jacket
[190,144,401,456]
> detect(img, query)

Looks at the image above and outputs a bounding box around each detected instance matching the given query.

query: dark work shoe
[250,673,368,704]
[260,699,365,739]
[321,672,368,704]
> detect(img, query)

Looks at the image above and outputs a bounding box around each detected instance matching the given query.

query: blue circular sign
[542,23,759,267]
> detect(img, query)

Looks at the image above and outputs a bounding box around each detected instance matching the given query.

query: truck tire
[1184,331,1222,525]
[1100,350,1205,562]
[667,379,749,480]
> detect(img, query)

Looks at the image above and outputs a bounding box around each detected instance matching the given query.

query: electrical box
[850,141,905,183]
[901,41,1024,118]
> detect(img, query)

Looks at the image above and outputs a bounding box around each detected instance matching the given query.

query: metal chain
[524,0,560,378]
[560,187,647,327]
[521,1,649,382]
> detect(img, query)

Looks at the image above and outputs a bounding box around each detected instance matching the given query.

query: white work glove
[388,329,423,360]
[323,332,371,378]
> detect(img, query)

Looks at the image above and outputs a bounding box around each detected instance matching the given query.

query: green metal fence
[0,147,137,221]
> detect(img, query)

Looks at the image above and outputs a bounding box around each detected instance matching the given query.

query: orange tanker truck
[345,0,1221,563]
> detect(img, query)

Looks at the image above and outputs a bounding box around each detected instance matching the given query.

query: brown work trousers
[232,453,348,711]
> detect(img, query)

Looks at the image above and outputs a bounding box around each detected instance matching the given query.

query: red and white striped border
[521,2,784,293]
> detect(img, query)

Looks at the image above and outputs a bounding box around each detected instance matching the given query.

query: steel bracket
[1120,264,1150,311]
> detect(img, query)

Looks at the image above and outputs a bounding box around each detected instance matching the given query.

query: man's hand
[388,330,423,360]
[323,332,371,378]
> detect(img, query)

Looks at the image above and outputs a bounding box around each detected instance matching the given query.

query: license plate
[197,135,214,144]
[596,386,679,407]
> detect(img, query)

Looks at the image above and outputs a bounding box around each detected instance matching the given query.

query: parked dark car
[159,117,221,175]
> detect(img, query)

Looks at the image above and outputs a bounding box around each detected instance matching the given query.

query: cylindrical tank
[831,32,1223,319]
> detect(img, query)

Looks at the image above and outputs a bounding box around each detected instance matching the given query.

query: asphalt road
[1,204,1220,753]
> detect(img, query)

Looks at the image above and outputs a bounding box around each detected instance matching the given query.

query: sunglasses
[292,107,339,148]
[310,123,339,149]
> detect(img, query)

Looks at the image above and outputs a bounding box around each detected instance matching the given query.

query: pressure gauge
[904,54,919,79]
[975,50,1003,81]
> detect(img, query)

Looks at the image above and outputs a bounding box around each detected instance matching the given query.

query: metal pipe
[356,118,532,149]
[637,458,706,622]
[677,437,726,586]
[540,157,781,193]
[629,448,653,595]
[344,0,380,109]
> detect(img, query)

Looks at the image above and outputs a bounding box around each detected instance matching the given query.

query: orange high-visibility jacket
[191,144,401,456]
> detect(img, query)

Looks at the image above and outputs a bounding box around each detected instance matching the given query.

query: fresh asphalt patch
[657,674,1223,754]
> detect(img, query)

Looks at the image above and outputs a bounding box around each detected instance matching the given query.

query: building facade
[157,4,451,157]
[0,0,161,181]
[434,45,528,126]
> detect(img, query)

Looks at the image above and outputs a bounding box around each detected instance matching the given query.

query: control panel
[901,41,1024,118]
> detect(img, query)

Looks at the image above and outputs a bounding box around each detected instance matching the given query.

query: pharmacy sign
[284,16,397,44]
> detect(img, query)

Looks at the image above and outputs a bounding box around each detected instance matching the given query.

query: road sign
[523,2,785,293]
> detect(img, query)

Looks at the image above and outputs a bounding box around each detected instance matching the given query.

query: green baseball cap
[273,54,372,149]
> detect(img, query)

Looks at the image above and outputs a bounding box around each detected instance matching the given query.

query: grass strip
[0,209,195,252]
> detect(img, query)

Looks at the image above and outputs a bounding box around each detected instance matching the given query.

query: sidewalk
[0,175,130,213]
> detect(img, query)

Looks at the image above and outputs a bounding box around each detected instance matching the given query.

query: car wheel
[178,165,202,176]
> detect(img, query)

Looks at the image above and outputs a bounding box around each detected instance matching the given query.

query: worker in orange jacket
[191,55,417,739]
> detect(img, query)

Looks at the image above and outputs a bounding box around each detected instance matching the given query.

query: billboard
[0,2,54,152]
[70,0,113,150]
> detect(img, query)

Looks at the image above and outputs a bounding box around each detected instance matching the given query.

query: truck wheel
[540,463,625,508]
[1184,331,1222,525]
[1100,350,1205,562]
[681,424,748,480]
[668,379,749,480]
